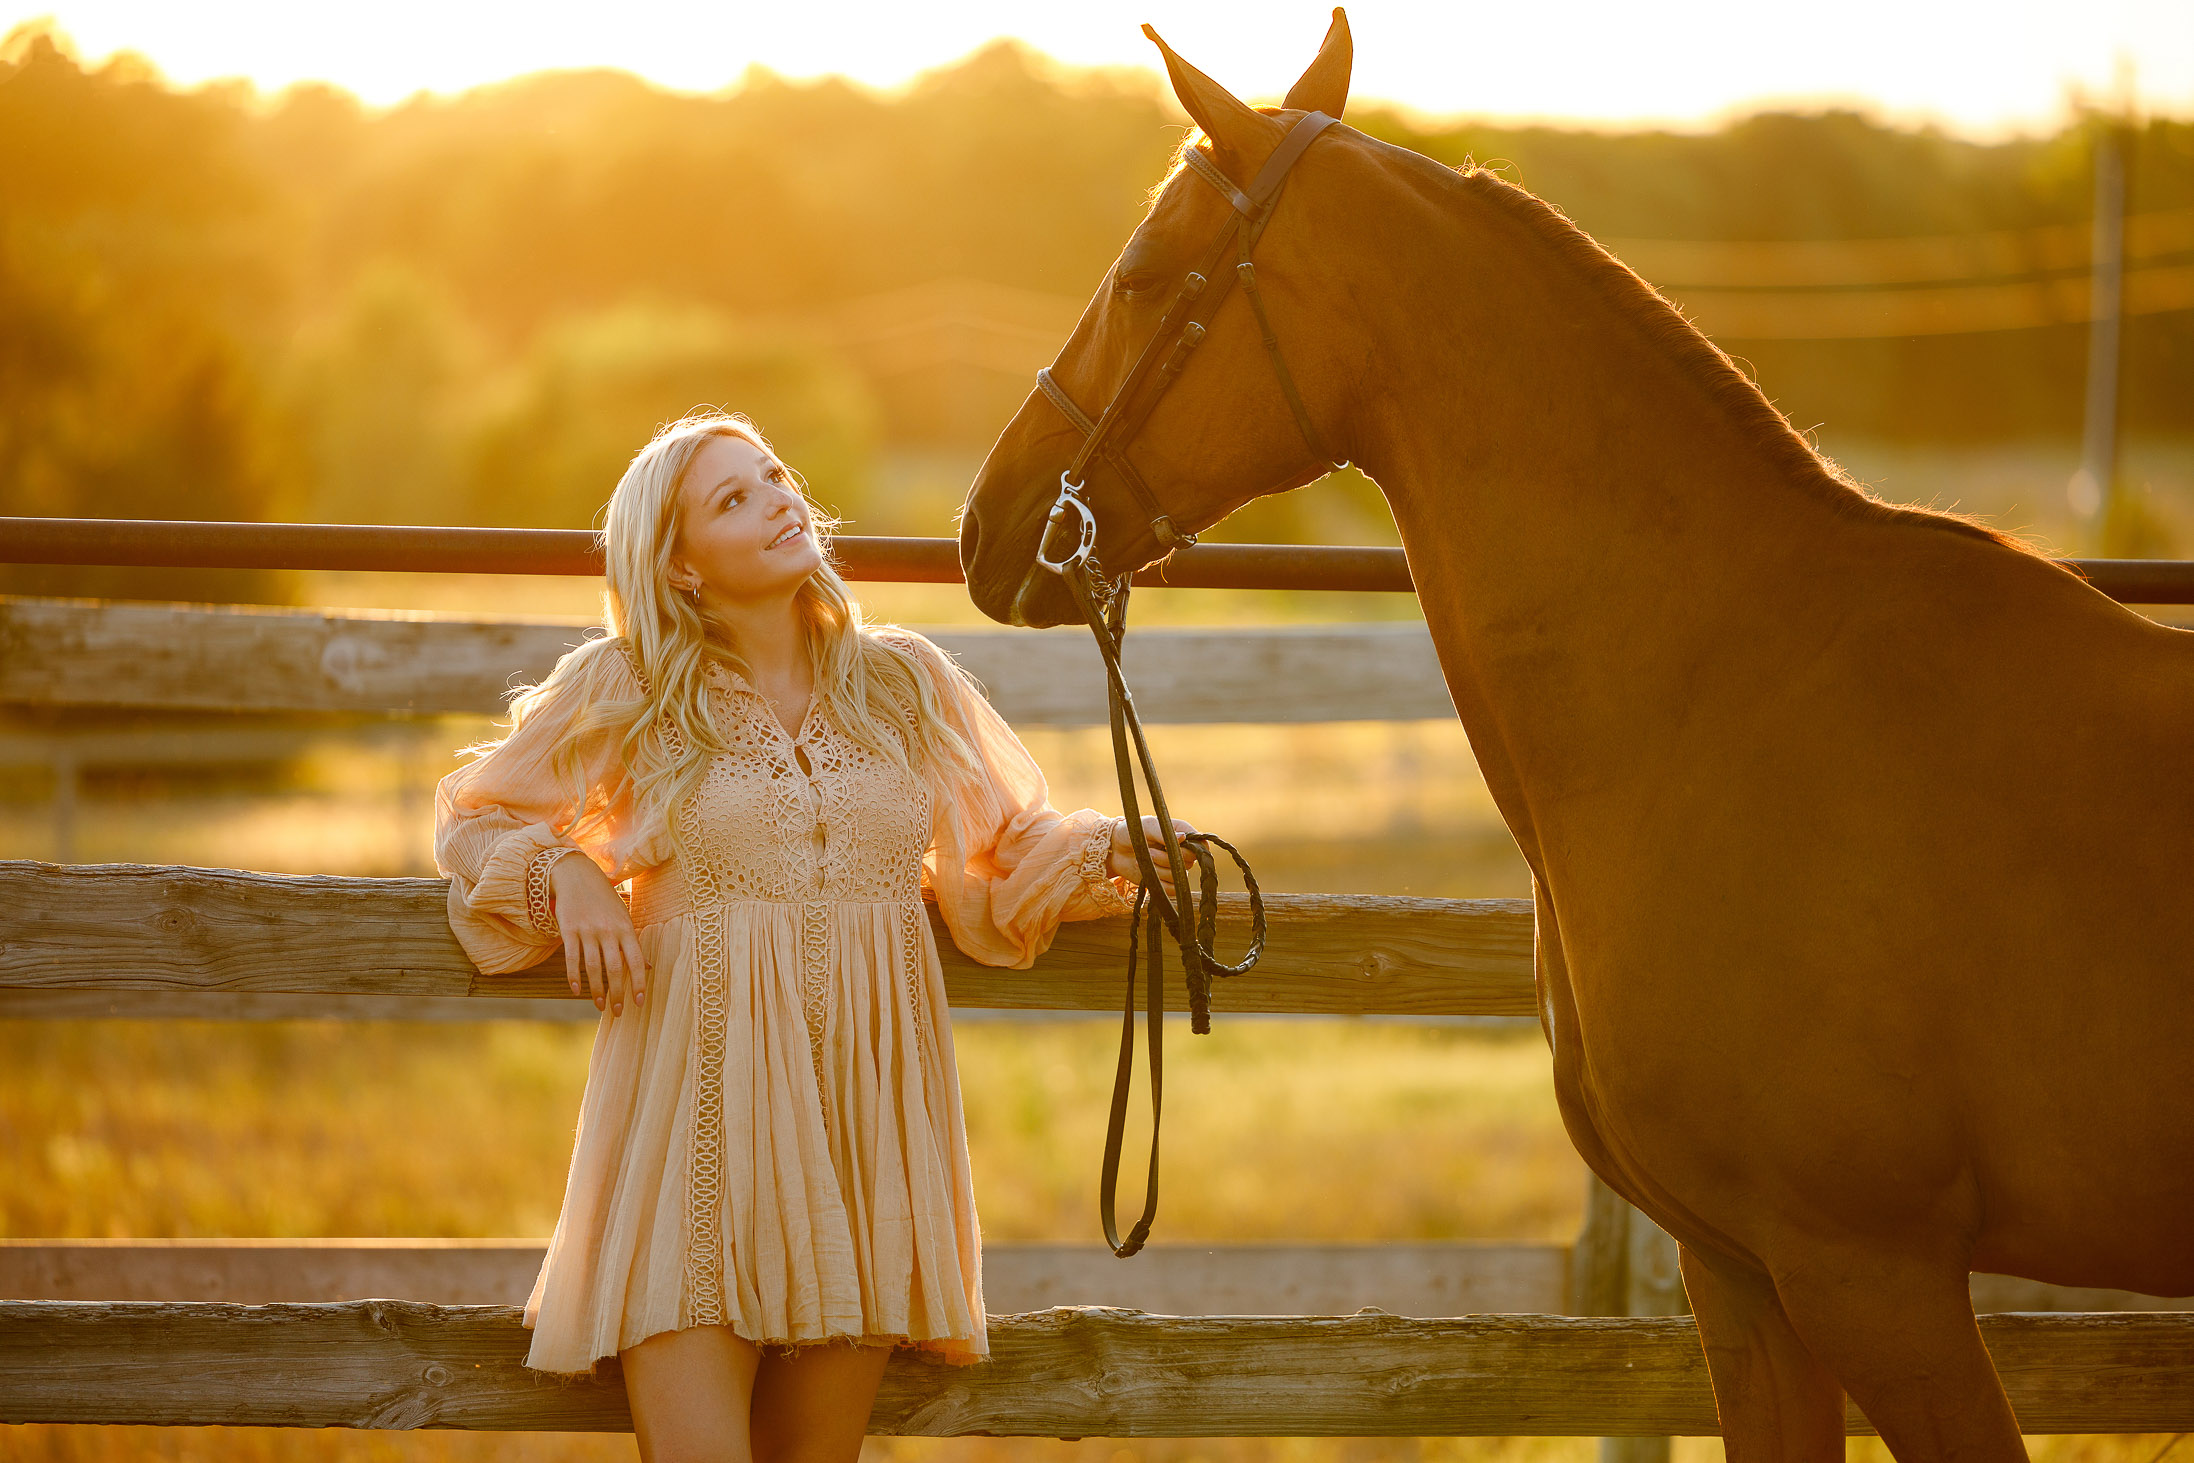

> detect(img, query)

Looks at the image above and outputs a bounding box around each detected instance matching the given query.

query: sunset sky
[5,0,2191,136]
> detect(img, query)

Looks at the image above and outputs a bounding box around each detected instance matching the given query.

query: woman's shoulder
[536,633,650,704]
[864,625,976,691]
[865,623,940,660]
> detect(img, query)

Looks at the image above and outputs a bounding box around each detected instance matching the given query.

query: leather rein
[1028,111,1343,1258]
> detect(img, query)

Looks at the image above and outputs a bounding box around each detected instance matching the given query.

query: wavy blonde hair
[494,411,982,853]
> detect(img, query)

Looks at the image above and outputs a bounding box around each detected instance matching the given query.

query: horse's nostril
[958,509,981,570]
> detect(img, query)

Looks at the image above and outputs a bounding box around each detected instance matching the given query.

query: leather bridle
[1033,109,1347,573]
[1026,110,1342,1258]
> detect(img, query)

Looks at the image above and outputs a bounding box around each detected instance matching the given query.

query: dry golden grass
[0,1019,1580,1245]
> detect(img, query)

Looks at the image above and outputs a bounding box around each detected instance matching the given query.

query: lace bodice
[677,661,933,907]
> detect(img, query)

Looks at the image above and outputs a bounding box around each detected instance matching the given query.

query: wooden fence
[4,569,2192,1442]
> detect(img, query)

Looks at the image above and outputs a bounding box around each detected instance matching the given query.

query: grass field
[0,1019,1584,1245]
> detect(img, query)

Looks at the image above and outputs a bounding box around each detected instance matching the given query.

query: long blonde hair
[496,411,981,850]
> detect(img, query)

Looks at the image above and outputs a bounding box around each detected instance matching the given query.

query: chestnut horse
[958,13,2194,1460]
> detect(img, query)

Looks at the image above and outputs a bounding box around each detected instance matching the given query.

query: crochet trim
[1080,818,1133,913]
[524,845,579,935]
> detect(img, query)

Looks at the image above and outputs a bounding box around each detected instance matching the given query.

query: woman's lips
[766,523,806,550]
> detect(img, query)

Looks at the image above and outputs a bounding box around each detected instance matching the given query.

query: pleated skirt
[522,897,987,1375]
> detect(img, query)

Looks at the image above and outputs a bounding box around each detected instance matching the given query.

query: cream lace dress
[433,629,1130,1375]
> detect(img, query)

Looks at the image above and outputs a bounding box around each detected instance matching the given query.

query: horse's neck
[1343,176,1862,867]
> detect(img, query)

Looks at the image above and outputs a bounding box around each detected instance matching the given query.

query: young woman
[433,412,1183,1463]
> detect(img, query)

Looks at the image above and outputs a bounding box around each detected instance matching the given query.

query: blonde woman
[433,412,1184,1463]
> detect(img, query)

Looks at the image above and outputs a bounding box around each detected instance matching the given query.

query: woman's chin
[758,542,826,592]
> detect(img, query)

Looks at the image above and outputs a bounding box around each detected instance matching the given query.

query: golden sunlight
[5,0,2190,133]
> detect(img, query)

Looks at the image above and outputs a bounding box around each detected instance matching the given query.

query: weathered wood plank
[0,1241,1574,1317]
[0,862,1541,1017]
[0,599,593,719]
[0,598,1454,726]
[3,1303,2189,1434]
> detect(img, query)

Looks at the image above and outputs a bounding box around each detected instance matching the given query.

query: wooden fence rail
[0,598,1456,725]
[8,520,2194,603]
[5,1303,2191,1436]
[0,862,1539,1018]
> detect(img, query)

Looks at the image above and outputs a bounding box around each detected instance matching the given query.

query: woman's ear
[1143,23,1279,165]
[1282,9,1351,118]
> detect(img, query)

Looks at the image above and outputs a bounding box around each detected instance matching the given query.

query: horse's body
[957,15,2194,1459]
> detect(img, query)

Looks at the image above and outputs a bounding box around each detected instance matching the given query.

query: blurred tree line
[2,21,2190,600]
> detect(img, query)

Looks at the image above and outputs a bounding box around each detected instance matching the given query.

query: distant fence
[3,527,2192,1442]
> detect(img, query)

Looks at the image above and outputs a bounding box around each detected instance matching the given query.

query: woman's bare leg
[750,1342,894,1463]
[621,1324,763,1463]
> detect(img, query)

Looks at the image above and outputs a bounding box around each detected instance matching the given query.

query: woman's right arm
[433,637,650,1010]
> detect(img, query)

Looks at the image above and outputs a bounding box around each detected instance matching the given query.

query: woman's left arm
[901,632,1160,970]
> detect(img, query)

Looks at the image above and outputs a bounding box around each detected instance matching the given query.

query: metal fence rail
[7,517,2194,601]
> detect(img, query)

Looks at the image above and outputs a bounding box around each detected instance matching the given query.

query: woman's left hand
[1107,815,1199,901]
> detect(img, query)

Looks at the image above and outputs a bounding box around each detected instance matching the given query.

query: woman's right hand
[550,854,647,1016]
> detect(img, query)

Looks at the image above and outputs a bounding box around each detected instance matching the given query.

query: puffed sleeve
[433,635,653,974]
[889,629,1134,969]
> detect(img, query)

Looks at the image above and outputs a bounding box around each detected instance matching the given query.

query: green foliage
[0,26,288,601]
[466,301,876,528]
[283,263,481,529]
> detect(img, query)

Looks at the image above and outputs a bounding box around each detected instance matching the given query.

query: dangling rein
[1047,556,1267,1259]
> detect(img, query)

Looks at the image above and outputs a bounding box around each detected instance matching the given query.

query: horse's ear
[1282,8,1351,118]
[1143,23,1276,162]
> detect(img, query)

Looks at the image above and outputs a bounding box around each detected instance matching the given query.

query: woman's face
[670,432,824,606]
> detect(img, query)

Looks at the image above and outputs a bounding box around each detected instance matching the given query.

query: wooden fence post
[1575,1174,1692,1460]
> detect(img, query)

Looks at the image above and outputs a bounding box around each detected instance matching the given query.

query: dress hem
[523,1318,989,1380]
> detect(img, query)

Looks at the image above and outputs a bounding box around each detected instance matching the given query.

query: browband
[1182,111,1340,221]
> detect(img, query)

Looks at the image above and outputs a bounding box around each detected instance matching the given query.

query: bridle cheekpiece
[1032,109,1346,597]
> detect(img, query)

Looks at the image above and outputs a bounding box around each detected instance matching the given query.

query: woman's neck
[709,592,810,688]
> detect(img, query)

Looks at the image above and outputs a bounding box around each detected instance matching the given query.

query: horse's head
[959,11,1362,626]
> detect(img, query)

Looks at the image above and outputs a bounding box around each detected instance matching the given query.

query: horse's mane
[1446,163,2040,557]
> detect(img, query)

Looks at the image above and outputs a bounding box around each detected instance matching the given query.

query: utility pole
[2070,125,2127,527]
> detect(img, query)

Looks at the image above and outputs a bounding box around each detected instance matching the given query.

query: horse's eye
[1112,271,1160,300]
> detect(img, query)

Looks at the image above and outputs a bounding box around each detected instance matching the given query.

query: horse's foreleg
[1679,1243,1844,1462]
[1772,1248,2026,1462]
